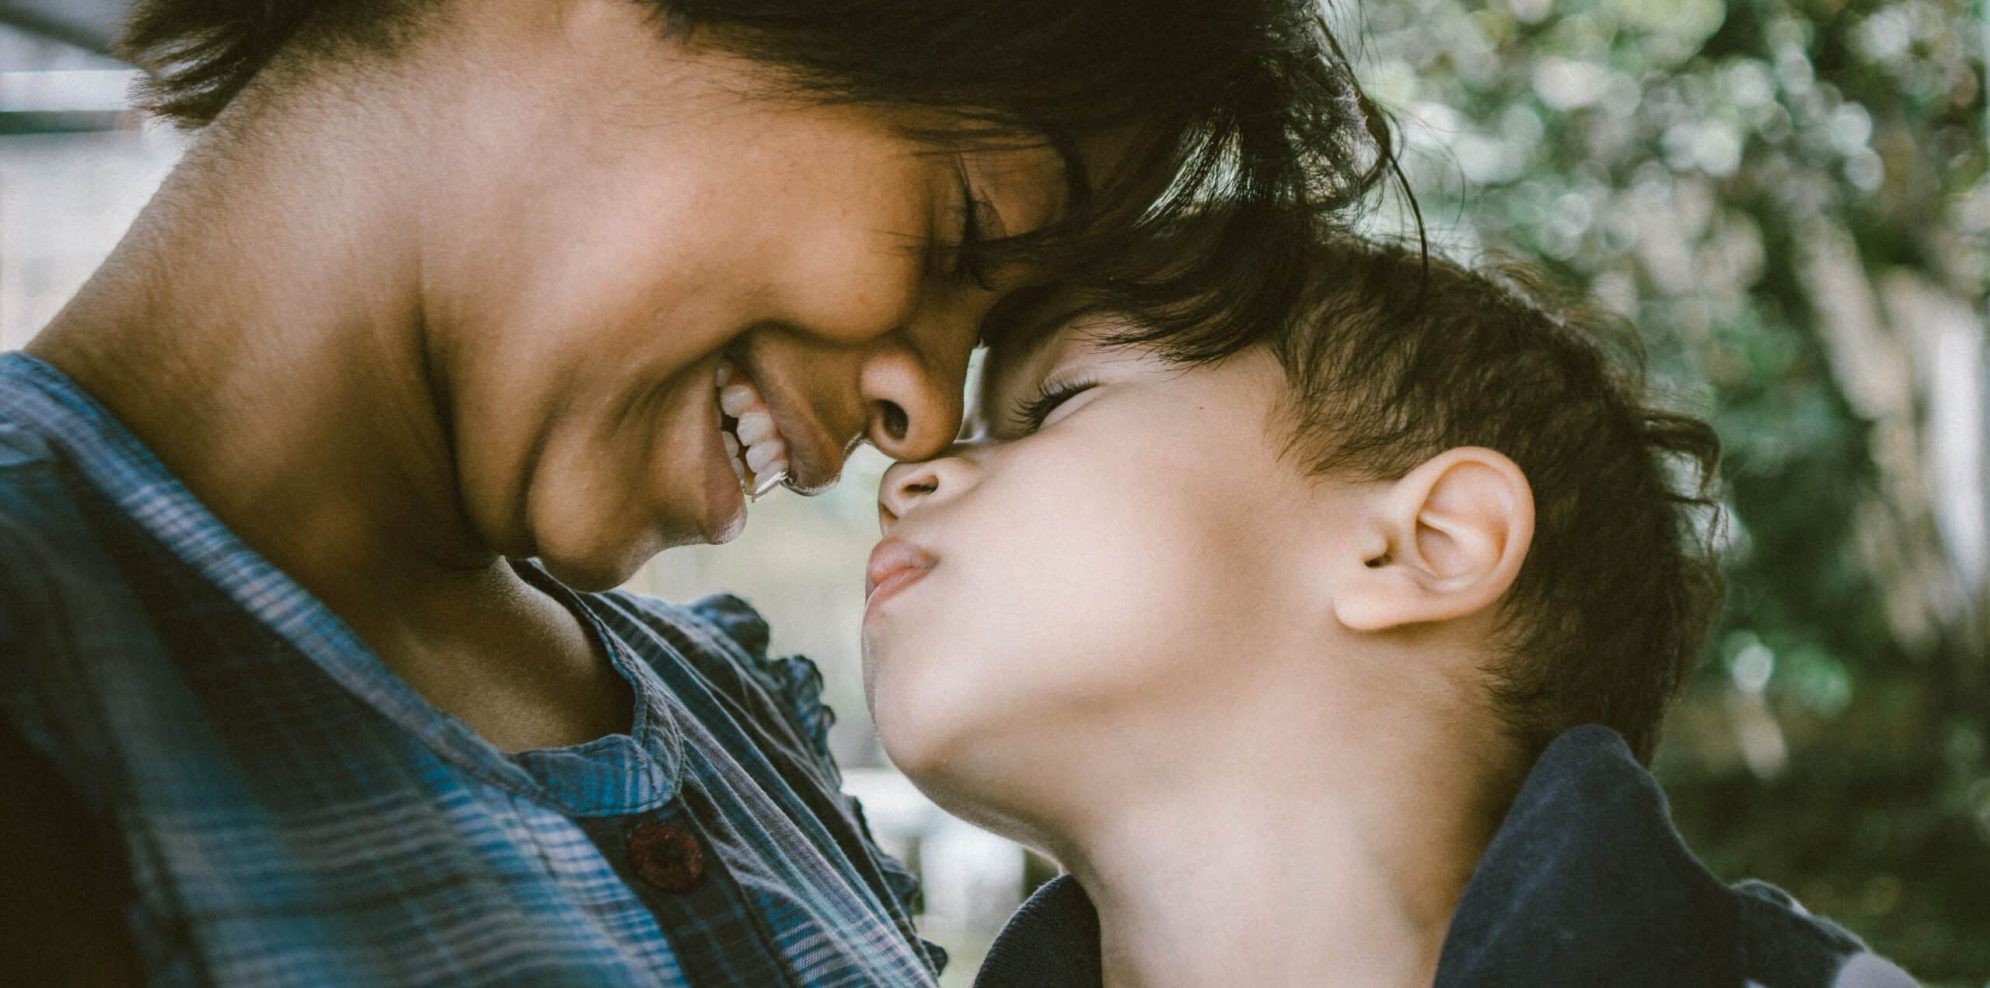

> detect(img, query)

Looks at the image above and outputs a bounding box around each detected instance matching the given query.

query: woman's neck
[27,71,486,597]
[1054,692,1506,988]
[24,90,636,749]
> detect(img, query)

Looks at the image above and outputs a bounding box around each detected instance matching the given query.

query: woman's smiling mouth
[716,342,855,499]
[715,359,791,498]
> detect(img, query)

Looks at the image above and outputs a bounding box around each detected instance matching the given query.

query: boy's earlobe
[1333,448,1535,632]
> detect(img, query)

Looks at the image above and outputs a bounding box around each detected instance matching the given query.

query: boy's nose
[877,453,979,532]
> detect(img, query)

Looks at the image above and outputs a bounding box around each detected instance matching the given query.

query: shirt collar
[0,353,685,813]
[1434,724,1744,986]
[975,725,1745,987]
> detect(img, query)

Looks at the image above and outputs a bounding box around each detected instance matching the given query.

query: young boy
[862,233,1920,987]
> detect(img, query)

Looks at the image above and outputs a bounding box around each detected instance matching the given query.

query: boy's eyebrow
[976,290,1073,414]
[977,285,1055,351]
[978,283,1079,358]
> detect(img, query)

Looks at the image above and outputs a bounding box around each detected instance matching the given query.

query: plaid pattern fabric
[0,352,942,987]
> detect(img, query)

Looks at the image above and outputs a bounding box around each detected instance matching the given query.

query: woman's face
[418,0,1077,589]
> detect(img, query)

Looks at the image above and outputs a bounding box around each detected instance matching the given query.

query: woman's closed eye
[1011,378,1099,436]
[945,158,997,289]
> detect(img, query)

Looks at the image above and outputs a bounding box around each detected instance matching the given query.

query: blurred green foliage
[1351,0,1988,976]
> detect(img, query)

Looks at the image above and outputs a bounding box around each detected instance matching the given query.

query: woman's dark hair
[117,0,1402,352]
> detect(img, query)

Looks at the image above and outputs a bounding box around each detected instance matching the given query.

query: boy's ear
[1333,447,1535,633]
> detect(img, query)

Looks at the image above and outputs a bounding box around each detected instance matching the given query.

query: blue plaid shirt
[0,352,943,986]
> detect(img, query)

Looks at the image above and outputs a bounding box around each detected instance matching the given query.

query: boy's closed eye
[1009,377,1100,436]
[977,314,1136,442]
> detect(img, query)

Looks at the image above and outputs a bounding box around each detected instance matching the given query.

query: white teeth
[735,409,776,446]
[745,439,787,474]
[750,469,787,500]
[719,384,756,418]
[713,359,791,499]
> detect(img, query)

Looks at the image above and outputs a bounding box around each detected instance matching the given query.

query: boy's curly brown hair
[1256,235,1725,765]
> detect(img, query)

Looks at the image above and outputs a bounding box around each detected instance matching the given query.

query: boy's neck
[1053,675,1509,988]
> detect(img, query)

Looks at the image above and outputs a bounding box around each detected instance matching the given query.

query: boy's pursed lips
[865,537,938,615]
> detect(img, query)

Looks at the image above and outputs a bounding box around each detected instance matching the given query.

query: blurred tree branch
[1351,0,1988,973]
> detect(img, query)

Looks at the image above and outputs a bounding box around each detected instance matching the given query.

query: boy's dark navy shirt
[976,725,1920,988]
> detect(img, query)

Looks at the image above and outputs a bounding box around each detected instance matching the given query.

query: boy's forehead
[975,291,1090,414]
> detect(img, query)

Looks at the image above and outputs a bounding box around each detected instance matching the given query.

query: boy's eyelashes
[1012,377,1099,435]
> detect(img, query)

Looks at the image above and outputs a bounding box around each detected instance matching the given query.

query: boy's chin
[877,703,989,802]
[876,703,1055,840]
[888,743,1043,845]
[871,702,960,790]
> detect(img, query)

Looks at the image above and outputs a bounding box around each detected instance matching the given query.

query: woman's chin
[700,480,749,546]
[535,542,650,593]
[529,477,748,590]
[527,514,666,591]
[874,692,959,784]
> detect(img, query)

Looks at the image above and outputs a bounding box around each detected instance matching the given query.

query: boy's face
[863,313,1365,821]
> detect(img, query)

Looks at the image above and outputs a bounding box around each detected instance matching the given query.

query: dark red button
[627,822,705,893]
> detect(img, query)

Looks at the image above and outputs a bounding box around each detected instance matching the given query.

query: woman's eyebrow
[1049,130,1091,211]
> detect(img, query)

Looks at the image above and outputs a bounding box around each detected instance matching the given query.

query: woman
[0,0,1386,983]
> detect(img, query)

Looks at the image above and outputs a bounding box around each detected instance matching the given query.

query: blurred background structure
[1,0,1984,982]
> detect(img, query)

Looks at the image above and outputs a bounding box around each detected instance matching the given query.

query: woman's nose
[857,283,995,460]
[859,343,970,462]
[877,452,980,532]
